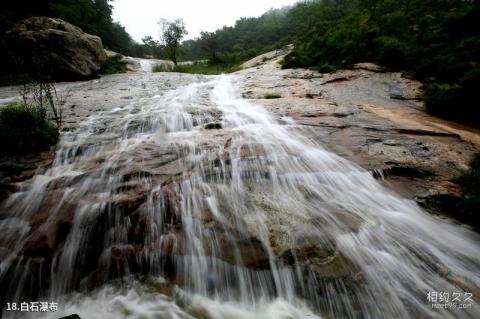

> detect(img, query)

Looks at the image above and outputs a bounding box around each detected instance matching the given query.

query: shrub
[264,93,281,99]
[153,61,239,75]
[0,103,59,155]
[448,153,480,229]
[456,153,480,196]
[424,153,480,230]
[374,36,406,67]
[152,63,174,72]
[424,83,461,115]
[0,73,34,87]
[317,63,337,73]
[281,1,479,128]
[424,72,479,127]
[101,55,128,75]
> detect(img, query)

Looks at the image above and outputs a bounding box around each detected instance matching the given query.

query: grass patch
[152,63,174,72]
[153,61,239,75]
[0,103,59,155]
[101,55,128,75]
[264,92,281,99]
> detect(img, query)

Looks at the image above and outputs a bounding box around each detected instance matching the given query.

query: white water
[139,59,154,72]
[1,75,479,319]
[140,59,152,72]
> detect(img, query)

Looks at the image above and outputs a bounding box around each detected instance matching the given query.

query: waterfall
[139,59,153,72]
[0,75,479,319]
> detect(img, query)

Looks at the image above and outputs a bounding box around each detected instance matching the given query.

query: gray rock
[204,122,222,130]
[5,17,106,81]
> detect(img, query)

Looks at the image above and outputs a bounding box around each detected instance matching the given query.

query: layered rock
[238,53,480,229]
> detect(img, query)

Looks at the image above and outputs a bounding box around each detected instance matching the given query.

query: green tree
[199,31,219,62]
[159,18,187,66]
[140,36,165,58]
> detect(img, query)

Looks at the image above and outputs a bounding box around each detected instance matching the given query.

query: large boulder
[5,17,106,81]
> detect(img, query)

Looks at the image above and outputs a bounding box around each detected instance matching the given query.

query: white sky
[112,0,300,42]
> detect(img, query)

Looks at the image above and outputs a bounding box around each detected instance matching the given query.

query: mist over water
[1,73,479,319]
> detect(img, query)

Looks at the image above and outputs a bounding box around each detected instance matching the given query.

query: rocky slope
[238,56,480,228]
[1,54,479,229]
[1,54,479,228]
[0,55,480,319]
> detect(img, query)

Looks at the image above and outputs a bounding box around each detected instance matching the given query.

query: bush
[424,83,461,115]
[0,103,59,155]
[264,93,281,99]
[153,61,239,75]
[317,63,337,73]
[424,67,480,127]
[448,153,480,230]
[456,154,480,196]
[424,153,480,230]
[374,36,406,67]
[101,55,128,75]
[281,1,479,128]
[0,73,34,87]
[152,63,174,72]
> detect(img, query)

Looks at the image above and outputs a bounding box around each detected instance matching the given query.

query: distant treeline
[184,0,479,127]
[179,1,370,63]
[179,4,314,63]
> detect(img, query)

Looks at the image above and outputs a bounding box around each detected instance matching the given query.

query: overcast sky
[112,0,300,42]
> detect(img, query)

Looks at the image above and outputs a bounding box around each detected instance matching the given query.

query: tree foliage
[0,103,58,155]
[181,0,478,127]
[281,0,479,126]
[159,18,188,65]
[180,6,295,63]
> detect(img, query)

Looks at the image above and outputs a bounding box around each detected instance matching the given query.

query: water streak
[0,74,479,319]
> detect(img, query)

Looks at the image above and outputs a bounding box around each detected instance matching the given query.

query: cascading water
[139,59,153,72]
[0,74,479,319]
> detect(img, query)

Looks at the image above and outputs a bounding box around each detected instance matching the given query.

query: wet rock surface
[0,57,479,319]
[237,55,480,229]
[0,150,55,202]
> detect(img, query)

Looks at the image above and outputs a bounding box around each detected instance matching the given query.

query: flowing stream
[0,73,479,319]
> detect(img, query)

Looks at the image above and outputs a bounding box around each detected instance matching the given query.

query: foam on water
[24,278,321,319]
[1,74,479,318]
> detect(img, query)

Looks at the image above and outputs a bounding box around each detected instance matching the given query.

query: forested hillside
[2,0,478,127]
[282,0,480,127]
[184,0,479,127]
[180,6,294,62]
[180,1,364,63]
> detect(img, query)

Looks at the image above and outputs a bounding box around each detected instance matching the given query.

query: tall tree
[141,36,164,58]
[199,31,219,63]
[362,0,383,20]
[158,18,187,65]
